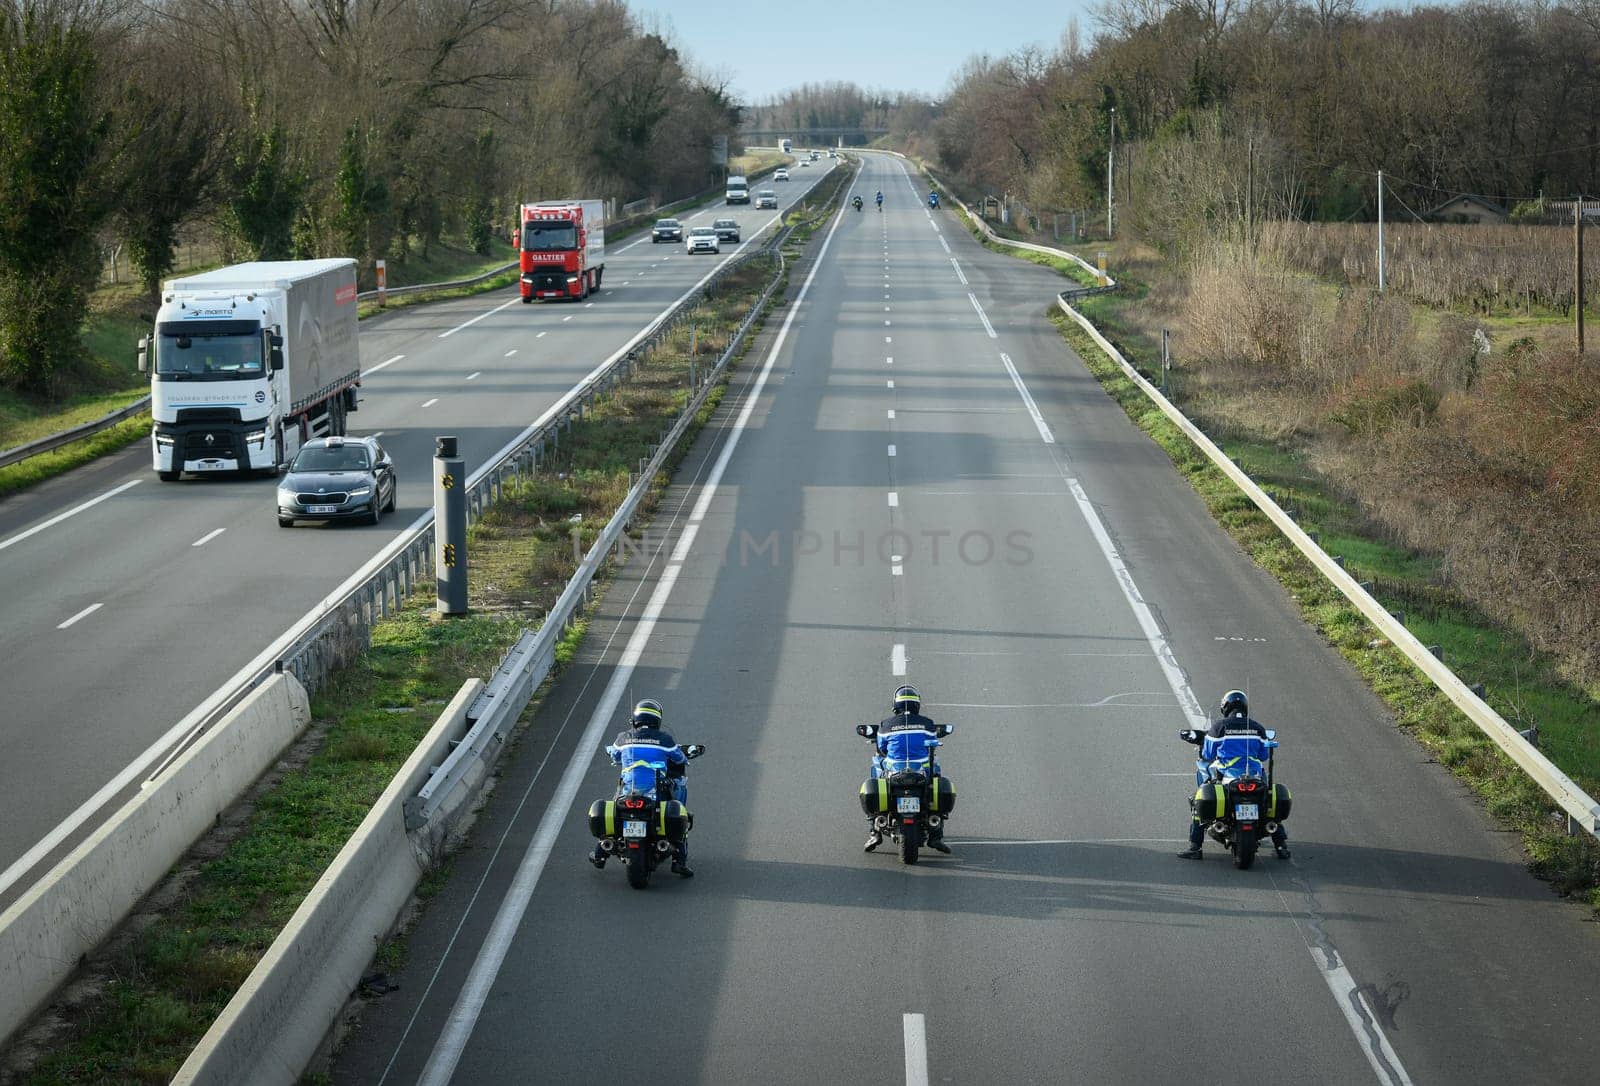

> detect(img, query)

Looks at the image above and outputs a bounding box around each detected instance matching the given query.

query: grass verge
[11,252,793,1086]
[1050,307,1600,910]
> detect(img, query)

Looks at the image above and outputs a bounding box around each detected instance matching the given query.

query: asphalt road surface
[0,158,838,905]
[330,153,1600,1083]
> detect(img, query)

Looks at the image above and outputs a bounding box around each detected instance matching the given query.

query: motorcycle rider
[1178,690,1290,861]
[590,699,694,877]
[928,190,939,209]
[864,684,952,854]
[875,189,884,210]
[852,195,864,211]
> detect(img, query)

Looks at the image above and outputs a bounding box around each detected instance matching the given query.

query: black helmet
[893,684,921,715]
[631,698,664,727]
[1219,690,1248,718]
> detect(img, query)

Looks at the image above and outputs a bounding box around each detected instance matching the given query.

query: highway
[0,158,838,904]
[330,152,1600,1084]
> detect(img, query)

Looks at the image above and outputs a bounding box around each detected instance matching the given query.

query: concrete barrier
[0,672,312,1043]
[174,678,484,1086]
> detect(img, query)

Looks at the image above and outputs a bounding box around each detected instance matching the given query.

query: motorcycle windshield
[618,757,667,795]
[1206,736,1271,780]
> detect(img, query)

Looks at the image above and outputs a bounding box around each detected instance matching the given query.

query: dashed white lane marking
[505,349,517,357]
[885,306,891,311]
[885,320,892,326]
[421,398,439,408]
[968,293,997,338]
[904,1013,929,1086]
[536,331,547,338]
[585,302,594,308]
[367,354,405,374]
[892,562,904,576]
[466,372,482,381]
[886,356,893,365]
[951,259,968,285]
[562,315,573,322]
[887,380,895,389]
[891,644,907,676]
[623,281,631,286]
[887,409,895,419]
[438,298,517,338]
[57,603,102,629]
[999,352,1054,444]
[191,528,225,548]
[0,479,142,554]
[887,492,899,507]
[939,236,951,254]
[885,336,892,344]
[887,444,897,456]
[370,431,385,438]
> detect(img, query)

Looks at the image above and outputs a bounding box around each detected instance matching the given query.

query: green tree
[334,121,389,266]
[117,87,223,298]
[225,115,303,260]
[0,5,111,395]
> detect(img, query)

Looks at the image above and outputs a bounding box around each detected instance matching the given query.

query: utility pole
[1246,136,1254,253]
[1578,197,1587,355]
[1377,170,1385,294]
[1107,106,1116,240]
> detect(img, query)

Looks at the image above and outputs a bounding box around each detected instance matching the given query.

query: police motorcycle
[852,195,864,212]
[928,191,940,210]
[588,743,705,889]
[855,723,956,865]
[1179,728,1290,870]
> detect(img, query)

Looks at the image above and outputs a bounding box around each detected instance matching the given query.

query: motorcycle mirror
[1264,729,1277,741]
[684,743,705,758]
[855,724,875,738]
[1179,729,1200,744]
[936,724,954,738]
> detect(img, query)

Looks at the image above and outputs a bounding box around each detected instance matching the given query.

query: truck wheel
[158,471,179,482]
[594,268,604,291]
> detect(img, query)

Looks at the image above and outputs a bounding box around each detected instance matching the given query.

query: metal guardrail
[404,221,799,830]
[0,396,151,470]
[355,260,518,303]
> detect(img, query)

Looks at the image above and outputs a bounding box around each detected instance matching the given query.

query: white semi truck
[139,259,362,480]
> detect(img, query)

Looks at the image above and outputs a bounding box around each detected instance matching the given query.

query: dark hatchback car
[712,218,741,243]
[652,218,683,243]
[276,436,396,526]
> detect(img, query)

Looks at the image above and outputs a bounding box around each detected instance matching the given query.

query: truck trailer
[139,259,361,480]
[519,200,606,302]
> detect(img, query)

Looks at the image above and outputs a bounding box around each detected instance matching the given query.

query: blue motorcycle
[588,743,704,888]
[928,192,940,210]
[1179,729,1291,869]
[856,723,955,864]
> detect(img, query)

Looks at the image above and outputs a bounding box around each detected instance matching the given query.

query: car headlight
[347,485,372,498]
[276,487,295,504]
[566,276,578,283]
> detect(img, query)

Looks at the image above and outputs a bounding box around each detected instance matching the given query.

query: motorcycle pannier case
[860,778,891,815]
[656,800,691,841]
[929,775,955,815]
[1192,783,1227,822]
[1269,783,1291,822]
[588,799,619,838]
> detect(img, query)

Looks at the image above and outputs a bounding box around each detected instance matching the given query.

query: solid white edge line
[903,1013,929,1086]
[366,354,405,374]
[414,171,860,1086]
[1309,949,1416,1086]
[56,602,103,630]
[999,352,1055,444]
[951,258,968,285]
[191,528,226,548]
[0,479,142,554]
[438,298,517,339]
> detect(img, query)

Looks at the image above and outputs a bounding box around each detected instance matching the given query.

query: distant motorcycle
[588,743,705,889]
[928,192,940,210]
[856,722,955,864]
[1179,728,1290,869]
[852,196,864,212]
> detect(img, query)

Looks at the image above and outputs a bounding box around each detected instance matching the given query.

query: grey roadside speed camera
[435,435,467,614]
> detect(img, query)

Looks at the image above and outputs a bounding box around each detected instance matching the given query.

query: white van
[725,175,750,204]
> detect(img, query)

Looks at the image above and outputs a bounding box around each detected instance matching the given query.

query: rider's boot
[671,843,694,878]
[927,831,952,855]
[588,842,607,869]
[863,824,883,853]
[1177,845,1203,859]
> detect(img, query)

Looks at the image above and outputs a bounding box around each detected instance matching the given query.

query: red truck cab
[519,200,607,302]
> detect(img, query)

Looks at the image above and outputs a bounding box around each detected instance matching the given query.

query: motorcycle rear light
[1237,782,1259,793]
[622,797,646,809]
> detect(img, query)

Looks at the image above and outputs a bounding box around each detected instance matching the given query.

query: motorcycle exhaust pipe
[926,815,942,829]
[1210,821,1228,833]
[654,839,673,854]
[599,838,616,852]
[1265,822,1280,834]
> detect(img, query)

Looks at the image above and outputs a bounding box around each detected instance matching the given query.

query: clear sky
[634,0,1096,104]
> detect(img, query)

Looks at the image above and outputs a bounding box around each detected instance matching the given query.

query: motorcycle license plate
[896,796,921,814]
[622,821,647,838]
[307,505,338,514]
[1235,803,1260,820]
